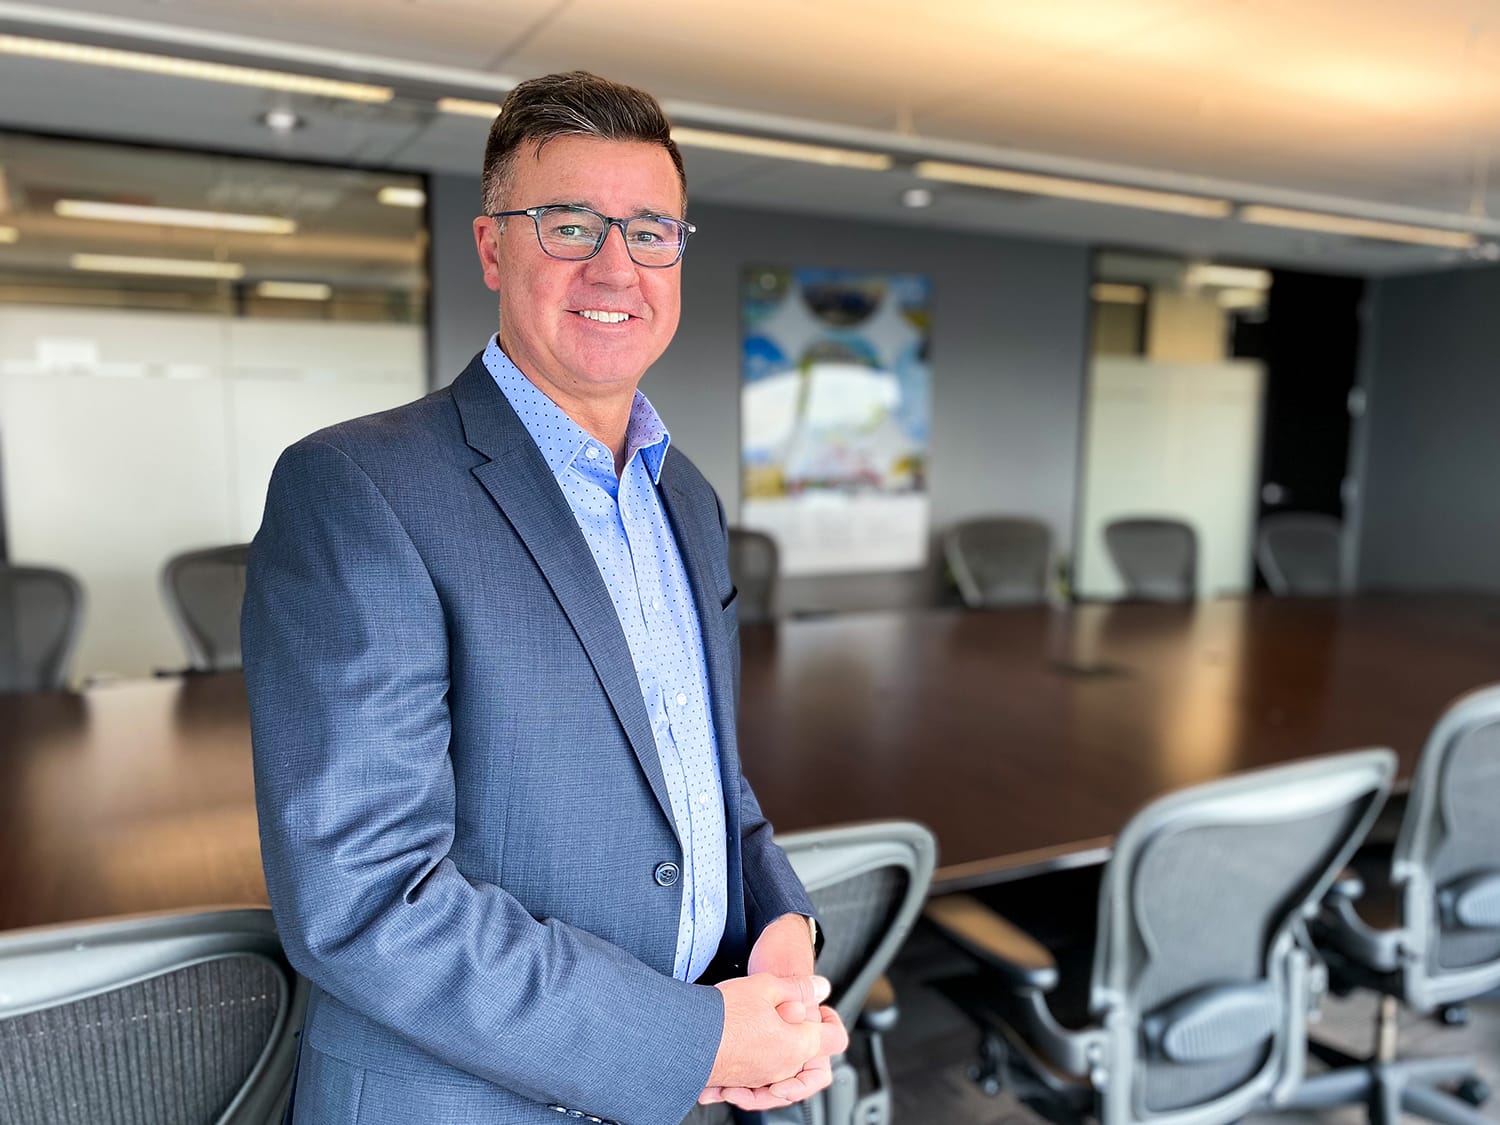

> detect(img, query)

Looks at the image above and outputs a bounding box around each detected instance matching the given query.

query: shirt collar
[482,336,672,484]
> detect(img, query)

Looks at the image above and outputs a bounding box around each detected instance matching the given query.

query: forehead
[509,135,684,213]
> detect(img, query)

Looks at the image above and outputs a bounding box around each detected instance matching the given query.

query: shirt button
[654,861,680,887]
[697,792,711,808]
[652,598,662,611]
[676,692,687,707]
[585,446,598,459]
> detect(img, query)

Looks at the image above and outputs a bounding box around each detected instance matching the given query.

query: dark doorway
[1238,271,1364,587]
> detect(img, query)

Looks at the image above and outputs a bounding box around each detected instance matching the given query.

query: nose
[583,221,637,282]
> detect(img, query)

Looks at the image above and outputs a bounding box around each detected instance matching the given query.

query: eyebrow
[544,200,684,221]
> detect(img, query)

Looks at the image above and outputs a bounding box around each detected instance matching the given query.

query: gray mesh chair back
[1103,518,1197,601]
[728,527,779,624]
[1391,683,1500,1010]
[0,908,307,1125]
[1087,749,1394,1123]
[162,544,251,671]
[0,564,84,692]
[1257,513,1343,596]
[945,517,1052,607]
[775,821,937,1125]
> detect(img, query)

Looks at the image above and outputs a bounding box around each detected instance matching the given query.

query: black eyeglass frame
[489,205,697,268]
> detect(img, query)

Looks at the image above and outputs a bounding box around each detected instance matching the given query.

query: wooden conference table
[3,594,1499,933]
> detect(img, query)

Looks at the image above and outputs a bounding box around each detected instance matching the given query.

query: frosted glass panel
[1076,357,1264,600]
[1,305,424,680]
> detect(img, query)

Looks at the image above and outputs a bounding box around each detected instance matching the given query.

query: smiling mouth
[575,309,632,323]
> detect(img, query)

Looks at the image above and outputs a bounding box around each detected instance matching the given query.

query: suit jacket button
[654,861,680,887]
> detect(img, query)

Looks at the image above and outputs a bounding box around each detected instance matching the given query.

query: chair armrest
[858,974,899,1034]
[1318,882,1403,974]
[924,894,1059,992]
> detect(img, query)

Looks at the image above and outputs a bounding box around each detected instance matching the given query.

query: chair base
[1285,1042,1490,1125]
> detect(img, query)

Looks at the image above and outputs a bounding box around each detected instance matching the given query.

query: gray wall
[428,172,501,386]
[1358,267,1500,592]
[429,182,1092,612]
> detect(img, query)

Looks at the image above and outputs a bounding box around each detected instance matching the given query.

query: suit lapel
[657,452,743,808]
[450,359,677,831]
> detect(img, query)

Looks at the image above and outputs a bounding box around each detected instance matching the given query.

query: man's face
[473,136,685,405]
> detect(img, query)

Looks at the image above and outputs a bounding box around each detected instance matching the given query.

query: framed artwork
[740,265,931,575]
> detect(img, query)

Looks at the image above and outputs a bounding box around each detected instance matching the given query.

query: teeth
[578,309,630,323]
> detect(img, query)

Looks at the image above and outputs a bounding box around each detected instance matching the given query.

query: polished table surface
[4,594,1499,931]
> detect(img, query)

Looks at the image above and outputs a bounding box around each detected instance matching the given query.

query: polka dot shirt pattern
[484,338,727,982]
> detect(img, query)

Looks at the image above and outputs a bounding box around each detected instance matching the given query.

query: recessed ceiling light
[901,187,934,209]
[437,96,502,118]
[55,199,296,235]
[71,253,245,279]
[0,226,17,244]
[1184,264,1272,290]
[260,108,304,134]
[0,34,392,102]
[256,280,332,300]
[1239,205,1476,249]
[377,186,426,208]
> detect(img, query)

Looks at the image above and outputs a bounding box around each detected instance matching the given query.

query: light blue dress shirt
[484,338,728,982]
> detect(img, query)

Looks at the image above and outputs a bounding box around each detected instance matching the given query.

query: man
[243,71,845,1124]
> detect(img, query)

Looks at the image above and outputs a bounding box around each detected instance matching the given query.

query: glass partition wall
[0,133,429,680]
[1075,251,1269,601]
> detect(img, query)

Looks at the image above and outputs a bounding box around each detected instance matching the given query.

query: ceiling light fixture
[260,107,304,134]
[1184,263,1272,290]
[70,253,245,279]
[1091,282,1148,305]
[1239,205,1477,249]
[915,160,1232,218]
[0,33,392,102]
[0,226,18,244]
[672,127,893,171]
[377,186,426,208]
[437,96,502,118]
[900,187,934,209]
[55,199,296,234]
[256,280,332,300]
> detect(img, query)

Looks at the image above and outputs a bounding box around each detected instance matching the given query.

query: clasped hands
[700,913,849,1112]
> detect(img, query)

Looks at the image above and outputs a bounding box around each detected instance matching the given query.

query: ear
[472,216,503,292]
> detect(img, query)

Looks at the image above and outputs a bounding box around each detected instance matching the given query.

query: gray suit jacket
[243,354,814,1124]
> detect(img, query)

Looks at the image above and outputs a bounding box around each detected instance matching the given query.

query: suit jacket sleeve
[243,437,722,1125]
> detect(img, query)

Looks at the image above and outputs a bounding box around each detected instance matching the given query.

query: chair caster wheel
[1455,1077,1489,1107]
[1439,1003,1470,1027]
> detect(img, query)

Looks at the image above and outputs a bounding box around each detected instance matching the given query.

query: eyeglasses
[489,205,696,268]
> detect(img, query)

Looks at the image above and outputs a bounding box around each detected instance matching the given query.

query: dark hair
[480,71,686,213]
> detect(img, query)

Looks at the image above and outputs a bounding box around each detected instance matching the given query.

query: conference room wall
[428,176,1092,613]
[1356,267,1500,594]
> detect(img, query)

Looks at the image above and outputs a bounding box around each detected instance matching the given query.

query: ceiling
[3,0,1500,276]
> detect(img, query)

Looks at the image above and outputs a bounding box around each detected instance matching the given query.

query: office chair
[162,543,251,671]
[925,749,1396,1125]
[0,908,307,1125]
[768,820,938,1125]
[0,563,84,692]
[1102,517,1197,602]
[728,527,780,624]
[1288,684,1500,1124]
[1256,512,1343,596]
[944,516,1053,607]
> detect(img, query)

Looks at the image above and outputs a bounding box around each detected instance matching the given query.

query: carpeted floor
[884,922,1500,1124]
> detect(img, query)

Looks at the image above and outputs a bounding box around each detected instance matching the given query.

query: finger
[697,1088,725,1105]
[721,1086,795,1111]
[775,999,819,1024]
[763,972,820,1009]
[816,1005,850,1056]
[767,1057,834,1102]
